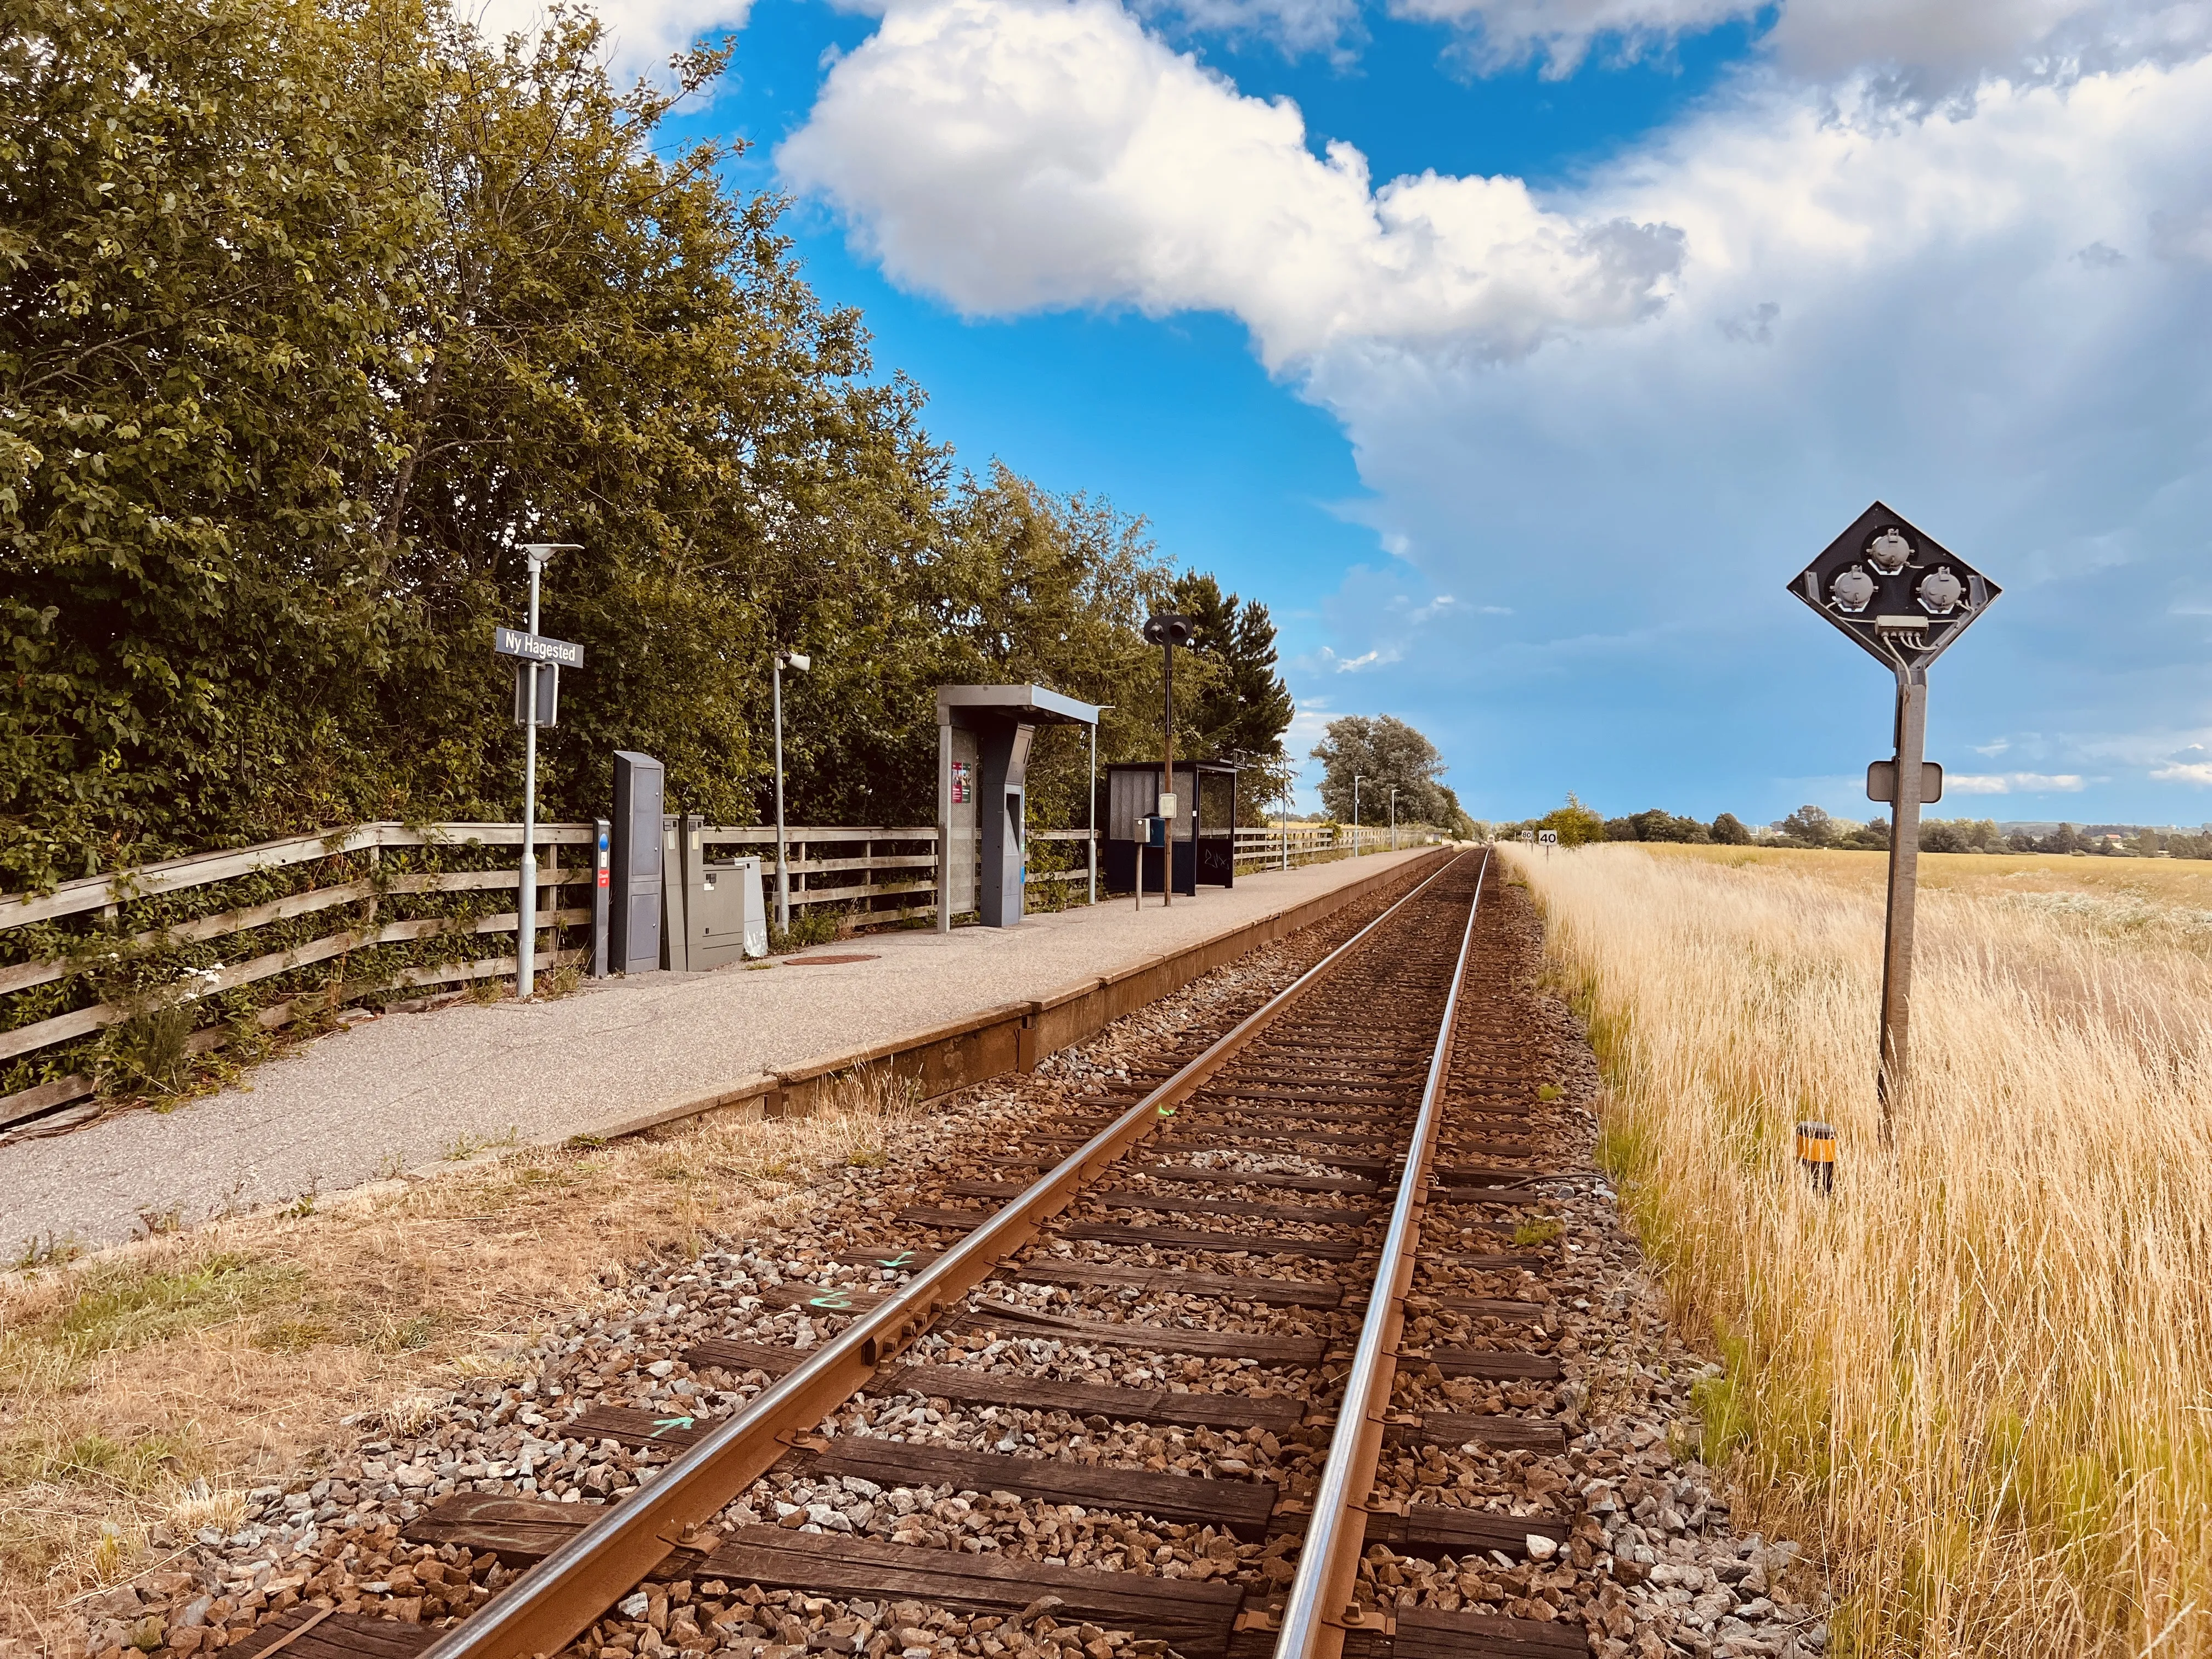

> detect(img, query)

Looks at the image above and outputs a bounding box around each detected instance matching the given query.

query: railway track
[214,849,1625,1659]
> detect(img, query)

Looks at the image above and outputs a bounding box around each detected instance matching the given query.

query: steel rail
[1272,846,1489,1659]
[418,848,1470,1659]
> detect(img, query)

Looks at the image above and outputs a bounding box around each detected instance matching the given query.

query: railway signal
[1787,501,2000,1137]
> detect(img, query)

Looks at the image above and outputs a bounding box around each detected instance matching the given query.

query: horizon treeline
[1498,798,2212,858]
[1,0,1293,894]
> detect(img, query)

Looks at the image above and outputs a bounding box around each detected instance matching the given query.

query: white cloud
[1389,0,2212,90]
[465,0,751,80]
[777,0,1684,369]
[2153,762,2212,783]
[1318,646,1400,671]
[775,0,2212,819]
[1948,771,2089,793]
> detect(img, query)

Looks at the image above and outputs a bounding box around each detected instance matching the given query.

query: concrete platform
[1,850,1441,1251]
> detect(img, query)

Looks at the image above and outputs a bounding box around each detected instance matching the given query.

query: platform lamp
[1352,775,1363,857]
[772,648,810,934]
[516,541,579,1000]
[1142,613,1195,907]
[1389,786,1398,851]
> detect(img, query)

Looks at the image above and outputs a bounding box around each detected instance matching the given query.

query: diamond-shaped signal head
[1787,501,1999,673]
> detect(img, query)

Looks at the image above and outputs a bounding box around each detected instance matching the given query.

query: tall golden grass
[1510,844,2212,1657]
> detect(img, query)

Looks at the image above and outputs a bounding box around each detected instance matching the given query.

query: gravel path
[1,854,1429,1254]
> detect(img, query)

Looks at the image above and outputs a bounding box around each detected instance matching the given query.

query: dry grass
[1509,844,2212,1658]
[0,1070,917,1639]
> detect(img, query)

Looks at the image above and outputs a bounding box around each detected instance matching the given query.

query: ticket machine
[935,685,1101,928]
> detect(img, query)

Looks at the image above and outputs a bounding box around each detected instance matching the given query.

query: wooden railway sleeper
[408,854,1477,1659]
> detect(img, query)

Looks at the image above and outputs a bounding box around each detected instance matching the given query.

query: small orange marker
[1795,1121,1836,1195]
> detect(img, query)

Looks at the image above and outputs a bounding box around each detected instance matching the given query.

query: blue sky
[546,0,2211,827]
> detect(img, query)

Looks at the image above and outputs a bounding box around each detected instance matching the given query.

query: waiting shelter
[936,684,1102,928]
[1102,760,1238,897]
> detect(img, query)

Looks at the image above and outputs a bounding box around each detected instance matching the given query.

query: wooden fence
[0,817,1439,1136]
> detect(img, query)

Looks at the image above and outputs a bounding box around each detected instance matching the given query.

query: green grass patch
[52,1251,307,1357]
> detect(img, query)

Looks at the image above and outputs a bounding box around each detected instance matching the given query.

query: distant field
[1510,842,2212,1657]
[1658,841,2212,910]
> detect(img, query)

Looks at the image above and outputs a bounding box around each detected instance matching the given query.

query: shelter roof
[935,684,1100,727]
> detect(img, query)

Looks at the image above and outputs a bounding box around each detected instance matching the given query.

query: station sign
[493,625,584,669]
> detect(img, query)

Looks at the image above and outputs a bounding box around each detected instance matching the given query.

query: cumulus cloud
[466,0,751,81]
[2152,762,2212,783]
[1948,771,2088,793]
[775,0,2212,815]
[1391,0,2212,91]
[777,0,1685,368]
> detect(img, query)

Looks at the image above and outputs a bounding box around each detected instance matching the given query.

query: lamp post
[772,648,810,935]
[1352,775,1363,856]
[1389,786,1398,851]
[1142,614,1194,907]
[515,541,578,999]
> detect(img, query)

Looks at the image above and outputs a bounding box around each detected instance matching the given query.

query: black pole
[1161,638,1174,908]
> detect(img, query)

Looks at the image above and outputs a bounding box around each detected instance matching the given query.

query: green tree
[1711,812,1753,845]
[1168,572,1294,818]
[0,0,1231,891]
[1537,794,1607,847]
[1776,805,1837,848]
[1310,715,1452,825]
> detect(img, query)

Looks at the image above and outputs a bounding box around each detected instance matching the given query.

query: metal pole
[1390,787,1397,851]
[1088,718,1097,906]
[1877,664,1928,1142]
[773,657,789,935]
[518,561,541,1000]
[1353,776,1362,857]
[1161,641,1173,908]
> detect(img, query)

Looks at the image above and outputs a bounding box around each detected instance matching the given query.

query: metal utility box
[609,751,665,974]
[679,816,766,968]
[1103,760,1237,895]
[935,685,1101,929]
[660,814,688,971]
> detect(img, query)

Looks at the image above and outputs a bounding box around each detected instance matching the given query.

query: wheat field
[1509,843,2212,1657]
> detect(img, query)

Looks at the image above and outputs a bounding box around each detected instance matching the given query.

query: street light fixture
[1352,775,1363,857]
[772,648,811,935]
[1141,614,1195,907]
[515,542,579,1000]
[1389,786,1398,852]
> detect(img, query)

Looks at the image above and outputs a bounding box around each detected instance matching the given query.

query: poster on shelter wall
[950,760,970,805]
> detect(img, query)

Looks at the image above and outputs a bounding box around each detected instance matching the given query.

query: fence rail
[0,817,1438,1133]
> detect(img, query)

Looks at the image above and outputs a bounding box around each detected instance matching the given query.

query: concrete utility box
[1103,760,1237,896]
[609,751,665,974]
[679,816,767,968]
[935,684,1101,929]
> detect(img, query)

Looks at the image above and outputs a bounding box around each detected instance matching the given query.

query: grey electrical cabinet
[681,820,768,970]
[660,814,688,971]
[609,751,664,974]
